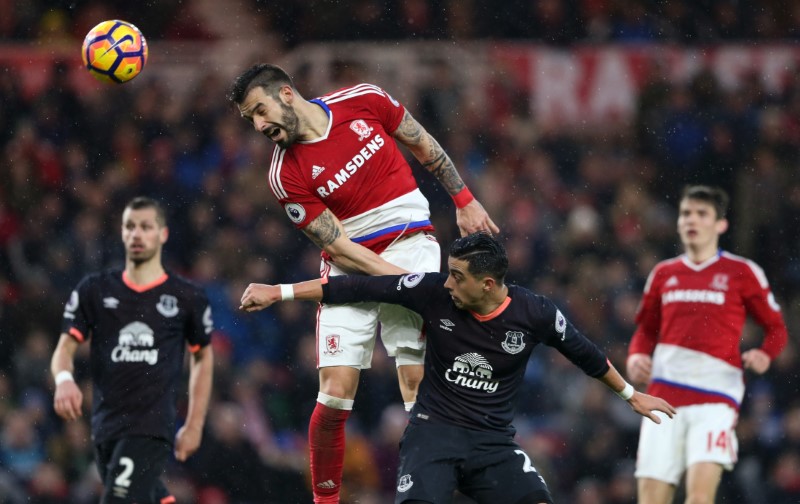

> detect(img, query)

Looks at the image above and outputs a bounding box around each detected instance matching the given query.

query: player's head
[121,197,168,265]
[677,185,729,251]
[681,185,729,220]
[445,233,508,310]
[229,63,301,149]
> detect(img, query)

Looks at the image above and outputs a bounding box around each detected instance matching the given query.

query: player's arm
[240,274,429,313]
[741,268,789,374]
[391,109,499,236]
[51,333,83,421]
[540,296,675,423]
[302,208,408,275]
[175,344,214,461]
[597,361,676,424]
[627,270,662,387]
[240,279,323,311]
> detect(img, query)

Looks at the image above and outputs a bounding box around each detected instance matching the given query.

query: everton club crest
[501,331,526,354]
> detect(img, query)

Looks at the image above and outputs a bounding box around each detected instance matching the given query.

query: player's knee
[398,364,424,391]
[319,381,351,399]
[319,367,360,399]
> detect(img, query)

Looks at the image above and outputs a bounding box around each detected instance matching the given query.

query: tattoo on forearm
[397,110,464,195]
[423,140,465,195]
[303,210,341,248]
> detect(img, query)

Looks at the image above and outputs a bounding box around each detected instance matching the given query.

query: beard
[275,102,300,149]
[128,247,157,265]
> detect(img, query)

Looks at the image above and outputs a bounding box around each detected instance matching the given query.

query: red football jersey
[268,83,434,253]
[630,251,787,409]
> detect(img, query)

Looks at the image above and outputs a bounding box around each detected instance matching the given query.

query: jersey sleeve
[739,260,788,359]
[321,272,439,314]
[185,287,214,351]
[358,83,406,134]
[61,275,95,343]
[270,147,328,230]
[530,294,610,378]
[629,264,663,356]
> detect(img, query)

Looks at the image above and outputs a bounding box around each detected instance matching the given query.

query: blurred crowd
[4,0,800,47]
[1,2,800,504]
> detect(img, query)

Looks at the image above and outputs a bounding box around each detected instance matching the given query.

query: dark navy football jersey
[322,272,609,435]
[61,270,213,444]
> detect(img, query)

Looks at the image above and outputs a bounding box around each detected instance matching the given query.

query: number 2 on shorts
[514,449,536,473]
[114,457,135,488]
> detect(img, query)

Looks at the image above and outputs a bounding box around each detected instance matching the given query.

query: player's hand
[627,391,677,424]
[54,381,83,421]
[626,353,652,386]
[742,348,771,374]
[239,283,280,312]
[174,424,203,461]
[456,199,500,237]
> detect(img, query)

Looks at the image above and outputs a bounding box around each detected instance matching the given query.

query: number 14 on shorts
[706,430,732,452]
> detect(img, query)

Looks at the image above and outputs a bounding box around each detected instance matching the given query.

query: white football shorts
[317,231,440,369]
[635,403,738,484]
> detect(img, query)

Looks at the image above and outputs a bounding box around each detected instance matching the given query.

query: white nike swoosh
[101,34,135,57]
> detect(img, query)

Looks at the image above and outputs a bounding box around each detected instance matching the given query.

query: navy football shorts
[95,436,173,503]
[395,421,554,504]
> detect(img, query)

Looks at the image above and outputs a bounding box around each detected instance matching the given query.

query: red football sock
[309,402,351,503]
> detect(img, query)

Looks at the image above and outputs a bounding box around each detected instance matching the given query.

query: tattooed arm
[392,109,499,236]
[301,208,408,275]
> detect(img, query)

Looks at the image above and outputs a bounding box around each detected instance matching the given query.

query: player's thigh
[685,461,724,503]
[685,403,738,469]
[637,477,676,504]
[98,436,171,503]
[635,409,688,485]
[461,437,553,504]
[395,422,463,504]
[317,302,380,369]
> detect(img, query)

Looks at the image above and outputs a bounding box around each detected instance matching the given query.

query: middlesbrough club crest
[349,119,373,141]
[324,334,342,356]
[710,274,729,291]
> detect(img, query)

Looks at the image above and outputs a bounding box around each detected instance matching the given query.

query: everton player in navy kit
[240,233,675,503]
[51,197,215,504]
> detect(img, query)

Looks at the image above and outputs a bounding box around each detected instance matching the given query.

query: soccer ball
[81,20,148,84]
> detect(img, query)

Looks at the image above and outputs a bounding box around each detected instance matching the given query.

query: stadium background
[1,1,800,502]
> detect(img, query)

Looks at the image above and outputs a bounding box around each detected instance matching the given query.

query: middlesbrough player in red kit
[627,185,788,504]
[229,64,498,503]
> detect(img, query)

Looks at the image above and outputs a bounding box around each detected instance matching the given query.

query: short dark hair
[449,233,508,282]
[681,185,729,220]
[228,63,295,105]
[125,197,167,227]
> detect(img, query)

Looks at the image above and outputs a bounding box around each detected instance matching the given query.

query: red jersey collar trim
[680,251,721,271]
[470,296,511,322]
[122,271,169,292]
